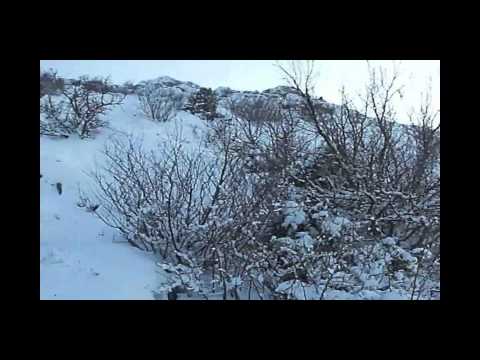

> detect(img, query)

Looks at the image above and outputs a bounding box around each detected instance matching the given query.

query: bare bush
[85,61,439,300]
[40,76,125,138]
[40,95,75,138]
[210,98,315,181]
[40,69,65,98]
[272,60,440,299]
[86,127,289,299]
[227,96,283,124]
[137,83,182,122]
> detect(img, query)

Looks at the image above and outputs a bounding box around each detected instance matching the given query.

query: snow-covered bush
[249,195,439,300]
[87,132,284,299]
[40,95,75,138]
[156,259,205,299]
[201,61,440,299]
[227,96,283,124]
[40,76,125,138]
[84,63,439,300]
[137,83,183,122]
[215,86,235,97]
[207,104,314,182]
[183,87,218,120]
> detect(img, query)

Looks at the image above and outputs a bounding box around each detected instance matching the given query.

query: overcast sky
[40,60,440,123]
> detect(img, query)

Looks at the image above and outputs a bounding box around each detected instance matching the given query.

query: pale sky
[40,60,440,123]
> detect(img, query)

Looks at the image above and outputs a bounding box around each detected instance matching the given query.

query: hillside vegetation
[40,62,440,300]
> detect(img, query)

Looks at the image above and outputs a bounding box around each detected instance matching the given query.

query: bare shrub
[227,96,283,124]
[137,83,182,122]
[40,69,65,98]
[40,76,125,138]
[84,61,439,300]
[86,127,289,299]
[273,60,440,299]
[209,97,316,181]
[40,95,75,138]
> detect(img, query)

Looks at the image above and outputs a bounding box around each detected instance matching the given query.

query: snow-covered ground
[40,95,208,299]
[40,81,439,300]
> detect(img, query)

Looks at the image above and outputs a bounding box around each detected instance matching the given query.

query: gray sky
[40,60,440,123]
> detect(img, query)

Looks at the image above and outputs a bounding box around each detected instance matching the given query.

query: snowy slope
[41,78,436,300]
[40,95,208,299]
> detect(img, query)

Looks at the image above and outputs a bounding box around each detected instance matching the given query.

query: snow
[40,77,439,300]
[321,215,351,237]
[40,94,208,299]
[382,237,398,246]
[282,201,306,231]
[296,232,314,250]
[274,280,414,300]
[40,165,161,299]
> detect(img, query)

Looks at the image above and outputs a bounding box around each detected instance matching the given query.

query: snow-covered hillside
[40,94,209,299]
[39,80,322,299]
[40,75,439,300]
